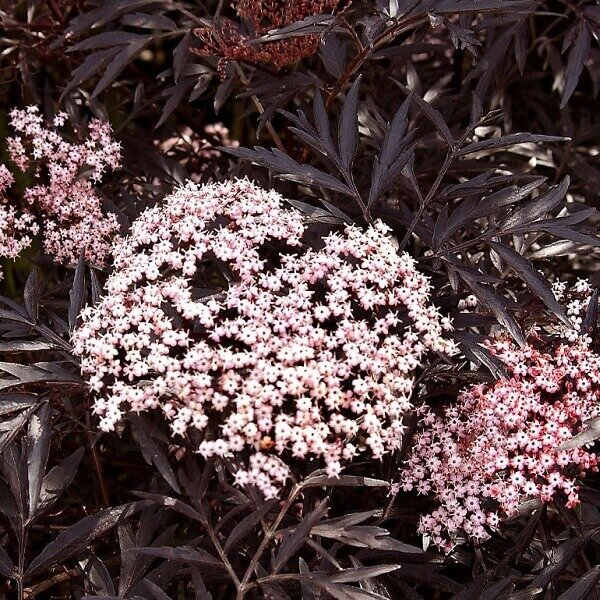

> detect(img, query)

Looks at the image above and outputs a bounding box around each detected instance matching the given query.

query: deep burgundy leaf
[489,242,571,327]
[561,22,592,108]
[329,565,401,583]
[313,92,337,160]
[37,447,85,516]
[456,133,567,157]
[129,414,180,493]
[23,268,41,322]
[68,253,86,333]
[224,499,276,553]
[132,546,222,567]
[0,546,13,579]
[556,565,600,600]
[272,500,328,572]
[26,502,149,576]
[27,402,52,519]
[338,76,361,171]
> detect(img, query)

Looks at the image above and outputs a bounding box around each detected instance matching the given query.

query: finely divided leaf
[27,402,52,519]
[69,253,86,333]
[338,76,361,171]
[488,242,571,327]
[272,500,328,572]
[26,502,148,576]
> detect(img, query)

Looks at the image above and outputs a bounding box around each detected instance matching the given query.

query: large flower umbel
[73,178,454,498]
[401,335,600,552]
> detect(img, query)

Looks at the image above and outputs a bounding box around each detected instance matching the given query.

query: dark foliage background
[1,0,600,598]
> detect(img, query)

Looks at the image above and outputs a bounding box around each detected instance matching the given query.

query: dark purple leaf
[338,76,361,171]
[214,77,236,114]
[0,546,13,579]
[192,567,212,600]
[69,31,149,52]
[272,500,328,572]
[26,502,149,576]
[120,13,177,31]
[456,133,567,157]
[61,48,120,101]
[394,81,454,146]
[561,22,592,108]
[461,278,525,346]
[225,147,354,196]
[502,177,569,231]
[250,14,338,43]
[307,576,391,600]
[329,565,401,583]
[132,546,222,567]
[313,93,337,160]
[135,578,173,600]
[0,394,37,417]
[133,491,204,522]
[27,402,52,519]
[368,93,413,205]
[0,402,40,454]
[489,242,571,327]
[62,0,158,36]
[530,531,599,590]
[37,447,85,516]
[69,253,86,333]
[91,36,150,98]
[83,552,116,596]
[224,500,276,553]
[23,268,41,322]
[556,565,600,600]
[129,414,180,494]
[320,33,347,78]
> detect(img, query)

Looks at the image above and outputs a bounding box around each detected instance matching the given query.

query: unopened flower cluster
[0,165,38,281]
[73,178,455,498]
[194,0,339,73]
[6,106,121,265]
[400,334,600,552]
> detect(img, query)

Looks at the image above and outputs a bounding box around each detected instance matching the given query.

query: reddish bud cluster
[194,0,339,73]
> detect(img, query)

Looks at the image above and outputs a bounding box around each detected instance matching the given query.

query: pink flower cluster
[400,334,600,552]
[6,106,121,265]
[552,278,593,342]
[73,178,455,498]
[0,165,38,281]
